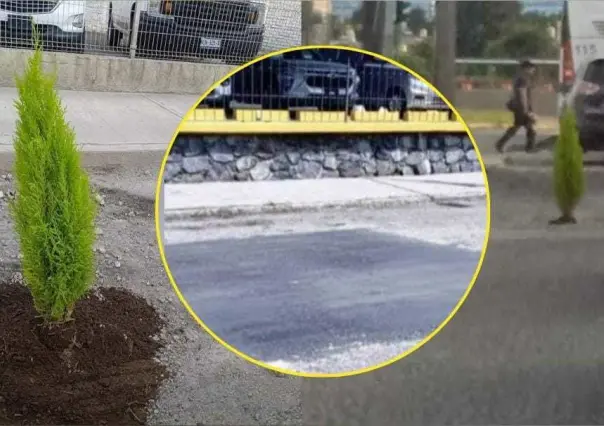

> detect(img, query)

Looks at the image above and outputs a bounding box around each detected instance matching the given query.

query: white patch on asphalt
[163,198,488,253]
[266,338,423,375]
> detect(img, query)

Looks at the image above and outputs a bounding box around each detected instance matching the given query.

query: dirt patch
[0,283,167,425]
[96,187,155,219]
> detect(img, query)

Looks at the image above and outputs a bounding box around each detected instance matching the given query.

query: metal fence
[0,0,301,65]
[192,46,454,124]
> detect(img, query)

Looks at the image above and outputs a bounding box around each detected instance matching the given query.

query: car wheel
[107,7,122,48]
[127,11,147,58]
[133,29,152,58]
[74,30,86,53]
[388,95,402,111]
[386,88,406,112]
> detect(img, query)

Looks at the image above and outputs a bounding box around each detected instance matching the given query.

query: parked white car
[107,0,267,63]
[0,0,85,51]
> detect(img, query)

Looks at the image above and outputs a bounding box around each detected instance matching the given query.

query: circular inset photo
[156,45,491,378]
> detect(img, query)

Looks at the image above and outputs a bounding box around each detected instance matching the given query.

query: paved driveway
[163,196,486,375]
[165,228,481,374]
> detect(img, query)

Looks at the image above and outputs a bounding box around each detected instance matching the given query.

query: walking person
[495,60,538,153]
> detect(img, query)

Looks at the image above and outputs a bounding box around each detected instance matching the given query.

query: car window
[583,59,604,83]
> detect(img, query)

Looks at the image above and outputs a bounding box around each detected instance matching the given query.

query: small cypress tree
[10,34,97,322]
[550,108,585,225]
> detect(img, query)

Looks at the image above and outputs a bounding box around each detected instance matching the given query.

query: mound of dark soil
[0,283,166,425]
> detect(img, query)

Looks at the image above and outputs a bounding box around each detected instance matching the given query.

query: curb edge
[163,192,487,221]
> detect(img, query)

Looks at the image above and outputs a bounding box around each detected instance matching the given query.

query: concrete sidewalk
[469,118,558,132]
[163,172,487,219]
[0,87,197,153]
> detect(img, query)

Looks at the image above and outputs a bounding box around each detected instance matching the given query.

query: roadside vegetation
[11,34,97,322]
[550,108,585,225]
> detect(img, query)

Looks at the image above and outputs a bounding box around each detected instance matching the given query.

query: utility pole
[433,1,457,104]
[360,0,387,54]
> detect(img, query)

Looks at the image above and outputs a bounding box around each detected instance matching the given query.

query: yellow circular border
[154,44,493,379]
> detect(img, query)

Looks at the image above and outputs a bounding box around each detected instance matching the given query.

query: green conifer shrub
[551,108,585,225]
[10,36,97,322]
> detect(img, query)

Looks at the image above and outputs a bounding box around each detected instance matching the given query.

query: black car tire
[387,87,406,112]
[134,29,152,58]
[388,95,403,112]
[65,30,85,54]
[74,30,86,53]
[107,8,122,48]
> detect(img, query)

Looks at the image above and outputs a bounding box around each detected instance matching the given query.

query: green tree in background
[484,20,559,81]
[486,22,558,60]
[456,1,523,58]
[397,37,435,82]
[407,6,431,36]
[395,1,412,24]
[455,1,559,83]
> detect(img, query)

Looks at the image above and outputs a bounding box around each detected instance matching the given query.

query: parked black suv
[110,0,266,64]
[200,49,360,111]
[325,50,448,112]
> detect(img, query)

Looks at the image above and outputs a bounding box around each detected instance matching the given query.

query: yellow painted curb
[183,107,465,134]
[179,119,467,134]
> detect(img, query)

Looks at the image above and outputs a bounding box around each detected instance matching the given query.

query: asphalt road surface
[302,136,604,424]
[163,200,486,375]
[165,230,480,374]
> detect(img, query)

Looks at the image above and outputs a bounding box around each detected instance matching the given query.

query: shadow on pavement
[505,135,557,153]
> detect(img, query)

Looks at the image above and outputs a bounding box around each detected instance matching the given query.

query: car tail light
[160,0,172,15]
[576,80,601,95]
[559,2,574,92]
[562,40,575,85]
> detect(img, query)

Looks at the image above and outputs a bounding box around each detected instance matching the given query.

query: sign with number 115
[575,43,598,58]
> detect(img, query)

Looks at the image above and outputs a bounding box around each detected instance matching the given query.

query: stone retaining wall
[164,133,481,183]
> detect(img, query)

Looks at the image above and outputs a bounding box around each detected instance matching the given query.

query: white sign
[574,42,598,60]
[200,38,221,49]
